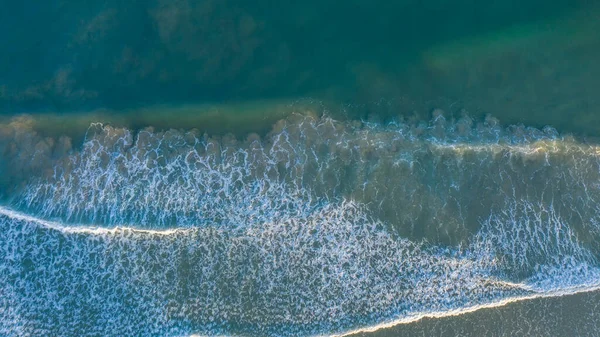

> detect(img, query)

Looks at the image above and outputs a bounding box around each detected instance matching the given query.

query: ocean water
[2,1,600,337]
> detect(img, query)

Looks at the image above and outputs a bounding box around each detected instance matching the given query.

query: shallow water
[3,114,600,336]
[2,1,600,336]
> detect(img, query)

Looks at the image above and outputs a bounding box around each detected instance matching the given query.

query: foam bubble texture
[2,114,600,336]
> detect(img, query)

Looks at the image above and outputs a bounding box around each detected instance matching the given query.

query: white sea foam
[2,114,600,336]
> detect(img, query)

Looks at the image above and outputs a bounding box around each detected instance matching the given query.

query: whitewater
[2,113,600,336]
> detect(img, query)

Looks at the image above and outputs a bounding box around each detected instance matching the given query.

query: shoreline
[2,204,600,337]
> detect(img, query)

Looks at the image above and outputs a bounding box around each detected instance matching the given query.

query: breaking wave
[2,113,600,336]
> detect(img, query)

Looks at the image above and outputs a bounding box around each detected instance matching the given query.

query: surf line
[3,205,600,337]
[185,282,600,337]
[0,205,187,236]
[329,280,600,337]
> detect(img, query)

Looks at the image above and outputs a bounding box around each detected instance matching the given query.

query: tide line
[186,283,600,337]
[0,205,187,236]
[3,205,600,337]
[330,282,600,337]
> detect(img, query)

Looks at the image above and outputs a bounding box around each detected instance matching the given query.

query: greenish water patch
[0,0,585,113]
[0,99,327,140]
[2,3,599,137]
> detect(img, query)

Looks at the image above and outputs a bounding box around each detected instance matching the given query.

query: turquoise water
[0,0,580,109]
[2,1,600,336]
